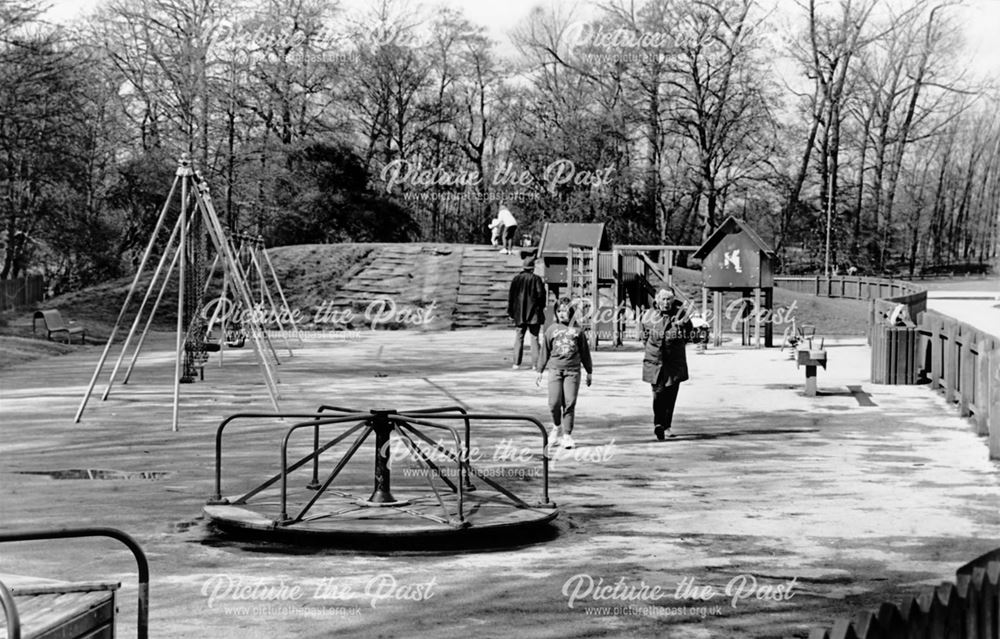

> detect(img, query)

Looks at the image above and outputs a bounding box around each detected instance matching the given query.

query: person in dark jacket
[507,256,547,370]
[641,288,693,440]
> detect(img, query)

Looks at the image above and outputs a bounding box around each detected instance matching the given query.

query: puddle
[14,469,173,480]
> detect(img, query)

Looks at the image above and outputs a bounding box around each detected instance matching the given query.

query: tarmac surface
[1,327,999,638]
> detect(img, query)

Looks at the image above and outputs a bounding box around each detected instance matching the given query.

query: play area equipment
[204,405,558,545]
[74,154,287,431]
[693,216,776,348]
[0,527,149,639]
[535,222,699,348]
[792,326,827,396]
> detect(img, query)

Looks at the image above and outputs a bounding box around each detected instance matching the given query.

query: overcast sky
[41,0,1000,81]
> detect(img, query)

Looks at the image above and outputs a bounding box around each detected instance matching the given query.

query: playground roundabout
[204,406,560,547]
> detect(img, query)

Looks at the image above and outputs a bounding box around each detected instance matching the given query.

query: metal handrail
[0,528,148,639]
[395,412,551,505]
[389,418,466,523]
[274,415,377,521]
[211,412,358,502]
[0,580,20,639]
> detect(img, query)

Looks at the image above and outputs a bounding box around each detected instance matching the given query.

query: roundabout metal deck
[204,406,559,546]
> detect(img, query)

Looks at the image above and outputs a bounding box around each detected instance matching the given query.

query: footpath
[1,329,998,638]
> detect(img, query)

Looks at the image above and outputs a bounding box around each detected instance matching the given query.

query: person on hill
[536,297,593,450]
[641,287,693,440]
[488,215,502,247]
[507,256,547,370]
[497,203,518,255]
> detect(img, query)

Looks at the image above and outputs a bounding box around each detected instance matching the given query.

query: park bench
[32,309,86,344]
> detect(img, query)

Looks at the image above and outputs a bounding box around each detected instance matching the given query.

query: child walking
[536,298,593,449]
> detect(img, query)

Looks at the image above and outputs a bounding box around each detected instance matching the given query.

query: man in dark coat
[641,288,693,439]
[507,256,547,370]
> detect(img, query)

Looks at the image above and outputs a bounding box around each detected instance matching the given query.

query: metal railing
[210,407,553,530]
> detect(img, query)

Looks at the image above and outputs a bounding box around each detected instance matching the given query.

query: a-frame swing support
[74,154,282,431]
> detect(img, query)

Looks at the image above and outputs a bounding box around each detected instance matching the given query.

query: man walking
[507,256,547,370]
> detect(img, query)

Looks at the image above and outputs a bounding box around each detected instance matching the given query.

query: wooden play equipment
[536,222,698,348]
[693,216,776,348]
[74,154,284,431]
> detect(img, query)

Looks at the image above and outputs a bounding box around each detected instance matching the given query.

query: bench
[32,310,86,344]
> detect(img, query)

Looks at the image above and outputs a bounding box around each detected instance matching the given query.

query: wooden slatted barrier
[810,559,1000,638]
[920,311,1000,458]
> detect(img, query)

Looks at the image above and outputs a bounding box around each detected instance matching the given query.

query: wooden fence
[0,275,44,311]
[810,555,1000,638]
[921,311,1000,458]
[774,275,1000,458]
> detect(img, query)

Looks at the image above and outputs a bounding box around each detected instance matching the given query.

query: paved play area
[1,328,999,638]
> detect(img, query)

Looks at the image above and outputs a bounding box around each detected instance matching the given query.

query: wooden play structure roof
[537,223,611,256]
[693,216,775,261]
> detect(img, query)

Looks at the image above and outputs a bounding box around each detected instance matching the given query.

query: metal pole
[172,166,192,432]
[101,211,186,400]
[195,179,281,411]
[262,243,303,345]
[247,240,293,356]
[122,235,184,385]
[219,257,228,367]
[74,173,180,422]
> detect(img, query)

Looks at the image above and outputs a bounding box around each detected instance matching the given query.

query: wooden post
[930,317,942,391]
[612,248,621,346]
[590,245,599,350]
[713,291,722,347]
[753,287,762,348]
[944,322,957,404]
[566,246,574,301]
[959,328,973,417]
[867,299,875,346]
[989,347,1000,460]
[764,287,773,347]
[741,289,751,346]
[976,340,990,436]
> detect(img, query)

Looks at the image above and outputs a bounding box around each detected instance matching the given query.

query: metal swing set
[74,154,299,431]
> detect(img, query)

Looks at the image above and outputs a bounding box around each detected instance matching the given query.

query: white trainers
[561,433,575,449]
[498,248,507,254]
[548,425,561,448]
[512,364,520,370]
